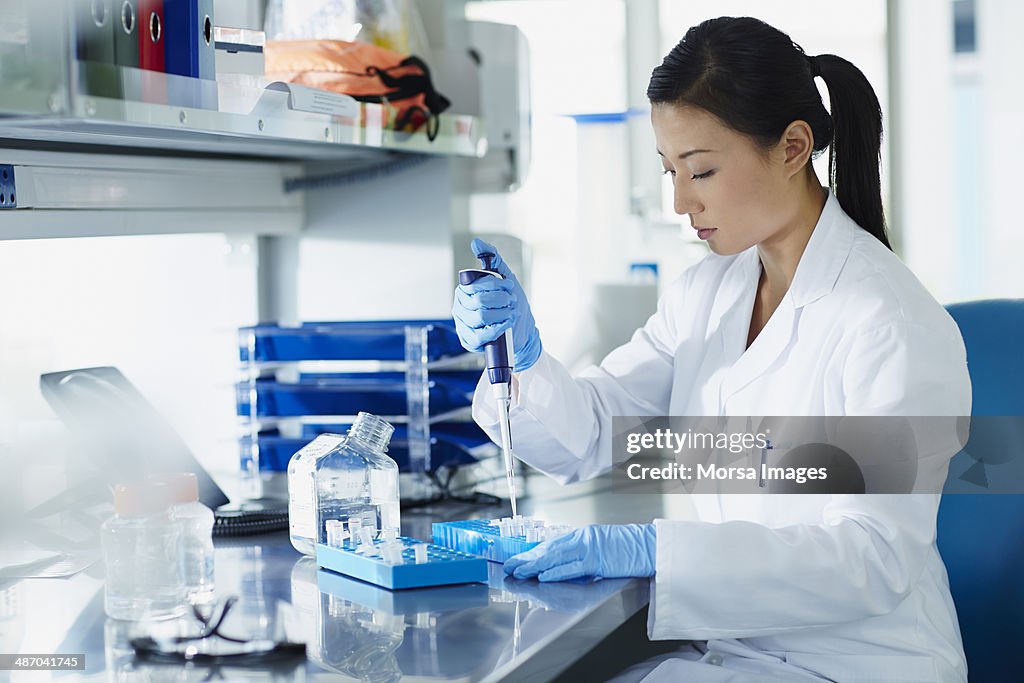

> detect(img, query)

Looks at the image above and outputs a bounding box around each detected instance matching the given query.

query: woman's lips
[696,228,717,240]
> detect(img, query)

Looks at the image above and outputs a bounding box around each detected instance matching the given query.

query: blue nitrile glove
[503,524,657,582]
[452,238,543,372]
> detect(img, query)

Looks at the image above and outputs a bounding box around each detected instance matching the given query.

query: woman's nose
[673,187,702,216]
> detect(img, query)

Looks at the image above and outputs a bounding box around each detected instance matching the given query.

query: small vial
[414,544,428,564]
[525,526,539,543]
[348,518,362,540]
[381,542,403,564]
[514,515,526,532]
[381,527,399,542]
[326,520,344,547]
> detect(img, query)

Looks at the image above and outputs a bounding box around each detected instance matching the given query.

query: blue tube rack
[432,519,541,564]
[316,538,488,590]
[317,568,490,614]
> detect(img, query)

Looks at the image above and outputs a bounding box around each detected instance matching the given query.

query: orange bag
[265,40,451,139]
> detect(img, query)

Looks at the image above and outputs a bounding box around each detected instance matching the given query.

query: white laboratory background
[0,0,1019,484]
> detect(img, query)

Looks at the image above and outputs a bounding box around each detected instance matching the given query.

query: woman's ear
[779,120,815,179]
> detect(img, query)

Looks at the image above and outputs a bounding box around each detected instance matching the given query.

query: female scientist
[452,16,970,683]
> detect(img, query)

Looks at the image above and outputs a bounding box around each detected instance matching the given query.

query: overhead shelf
[0,95,487,161]
[0,27,487,162]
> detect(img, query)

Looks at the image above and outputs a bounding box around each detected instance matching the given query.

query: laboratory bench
[5,475,686,682]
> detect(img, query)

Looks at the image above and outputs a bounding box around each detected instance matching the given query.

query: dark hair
[648,17,890,250]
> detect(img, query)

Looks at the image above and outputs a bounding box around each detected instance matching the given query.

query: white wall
[889,0,958,302]
[0,233,257,476]
[289,157,458,321]
[976,0,1024,298]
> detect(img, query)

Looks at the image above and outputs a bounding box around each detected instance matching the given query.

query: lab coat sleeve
[648,320,971,640]
[471,273,689,484]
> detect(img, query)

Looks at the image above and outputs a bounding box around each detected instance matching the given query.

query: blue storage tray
[298,370,481,394]
[239,320,466,362]
[235,377,472,417]
[432,520,540,564]
[316,538,488,590]
[250,431,479,472]
[316,568,490,614]
[300,420,489,448]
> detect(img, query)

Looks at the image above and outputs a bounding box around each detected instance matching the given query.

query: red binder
[138,0,165,72]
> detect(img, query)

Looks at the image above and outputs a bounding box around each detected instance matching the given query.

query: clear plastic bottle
[289,432,348,555]
[153,473,215,604]
[315,413,398,548]
[101,482,186,620]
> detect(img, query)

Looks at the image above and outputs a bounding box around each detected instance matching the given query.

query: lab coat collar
[785,187,855,310]
[719,188,856,405]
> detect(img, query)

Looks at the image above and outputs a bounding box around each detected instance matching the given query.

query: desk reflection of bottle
[320,591,405,682]
[294,557,405,681]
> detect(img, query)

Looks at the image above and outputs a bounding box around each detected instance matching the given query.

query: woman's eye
[691,170,715,180]
[662,169,676,177]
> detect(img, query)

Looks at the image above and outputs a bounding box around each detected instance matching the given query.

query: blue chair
[939,300,1024,682]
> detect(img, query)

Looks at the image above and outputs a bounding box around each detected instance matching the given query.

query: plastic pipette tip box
[315,537,487,590]
[432,519,542,564]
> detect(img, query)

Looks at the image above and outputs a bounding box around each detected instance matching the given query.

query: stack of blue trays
[237,320,490,473]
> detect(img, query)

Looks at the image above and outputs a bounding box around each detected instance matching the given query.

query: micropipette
[459,252,518,516]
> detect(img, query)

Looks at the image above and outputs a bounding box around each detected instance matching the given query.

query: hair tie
[808,55,822,78]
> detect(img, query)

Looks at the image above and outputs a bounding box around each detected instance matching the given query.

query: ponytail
[812,54,890,249]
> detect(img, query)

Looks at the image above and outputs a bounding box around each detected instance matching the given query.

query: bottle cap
[348,412,395,453]
[113,480,174,516]
[148,472,199,504]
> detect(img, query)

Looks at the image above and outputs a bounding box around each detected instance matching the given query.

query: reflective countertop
[4,475,674,682]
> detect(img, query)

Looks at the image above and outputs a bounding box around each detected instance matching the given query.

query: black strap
[358,57,450,113]
[350,56,450,141]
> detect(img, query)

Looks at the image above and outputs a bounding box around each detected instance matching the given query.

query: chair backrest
[939,300,1024,682]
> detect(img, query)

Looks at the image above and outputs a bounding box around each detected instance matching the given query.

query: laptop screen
[39,366,231,510]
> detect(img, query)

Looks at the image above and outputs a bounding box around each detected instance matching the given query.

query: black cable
[398,466,506,510]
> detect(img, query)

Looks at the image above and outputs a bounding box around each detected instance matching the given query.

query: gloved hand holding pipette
[454,239,542,518]
[452,238,543,372]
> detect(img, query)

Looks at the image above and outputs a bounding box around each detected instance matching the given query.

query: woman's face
[652,103,799,256]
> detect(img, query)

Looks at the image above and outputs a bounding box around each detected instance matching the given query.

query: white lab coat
[473,189,971,683]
